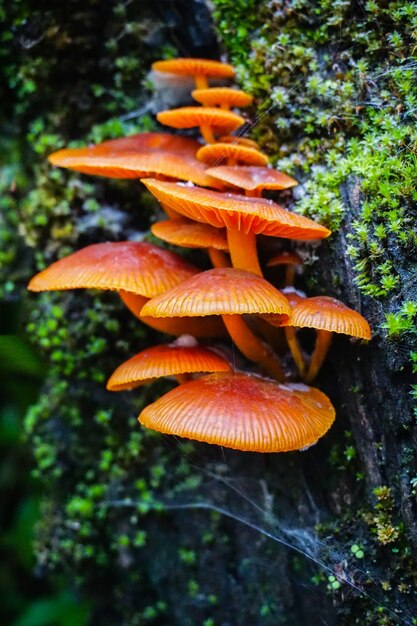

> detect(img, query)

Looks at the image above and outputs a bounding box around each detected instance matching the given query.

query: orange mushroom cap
[139,371,336,452]
[141,179,332,241]
[192,87,253,108]
[119,291,227,339]
[140,268,291,318]
[48,132,219,188]
[267,251,303,267]
[219,135,261,149]
[283,296,372,339]
[28,242,199,297]
[107,342,230,391]
[206,166,298,191]
[157,108,244,134]
[260,287,306,327]
[197,143,269,166]
[151,220,228,250]
[152,58,235,80]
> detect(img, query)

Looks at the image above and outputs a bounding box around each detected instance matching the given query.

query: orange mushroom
[140,267,291,381]
[266,250,303,285]
[196,143,269,167]
[206,165,298,197]
[139,371,336,452]
[156,107,245,144]
[28,241,225,338]
[48,132,219,189]
[141,179,331,277]
[151,219,229,268]
[283,296,372,382]
[107,337,231,390]
[151,58,235,90]
[219,135,261,149]
[192,87,253,109]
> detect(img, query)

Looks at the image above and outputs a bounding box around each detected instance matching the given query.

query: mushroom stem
[222,314,285,382]
[305,329,333,383]
[284,326,306,377]
[227,229,262,277]
[194,75,208,90]
[245,189,262,198]
[200,124,216,144]
[208,248,230,268]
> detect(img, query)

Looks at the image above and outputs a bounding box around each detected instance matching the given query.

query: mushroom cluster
[28,57,371,453]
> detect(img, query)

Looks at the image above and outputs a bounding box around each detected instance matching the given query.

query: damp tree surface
[1,1,417,625]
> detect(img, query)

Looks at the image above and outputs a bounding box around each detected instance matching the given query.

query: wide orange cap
[206,166,298,191]
[48,132,219,188]
[197,143,269,166]
[192,88,253,108]
[152,58,235,80]
[28,242,199,297]
[157,108,244,133]
[107,343,230,391]
[140,268,291,318]
[151,220,228,250]
[141,179,332,240]
[283,296,371,339]
[139,372,336,452]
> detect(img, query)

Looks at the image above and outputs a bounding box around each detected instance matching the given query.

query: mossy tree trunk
[2,1,417,624]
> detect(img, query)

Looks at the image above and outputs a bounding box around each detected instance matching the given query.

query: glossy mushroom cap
[48,132,219,188]
[219,135,260,149]
[283,296,372,339]
[28,242,199,297]
[139,372,336,452]
[140,268,291,318]
[196,143,269,166]
[107,343,230,390]
[192,88,253,108]
[141,179,332,241]
[206,166,298,191]
[151,220,228,250]
[157,108,245,135]
[152,58,235,80]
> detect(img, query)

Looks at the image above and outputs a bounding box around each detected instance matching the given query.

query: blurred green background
[0,307,90,626]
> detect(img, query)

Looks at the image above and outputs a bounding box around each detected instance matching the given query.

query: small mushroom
[107,340,231,390]
[192,87,253,110]
[266,250,303,286]
[206,165,298,197]
[197,143,269,167]
[152,58,235,90]
[283,296,372,382]
[157,107,245,144]
[219,135,261,149]
[140,267,291,381]
[138,371,336,452]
